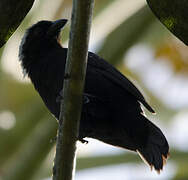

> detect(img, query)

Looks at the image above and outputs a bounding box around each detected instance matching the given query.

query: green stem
[52,0,94,180]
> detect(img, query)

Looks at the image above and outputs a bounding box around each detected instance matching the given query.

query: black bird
[19,19,169,172]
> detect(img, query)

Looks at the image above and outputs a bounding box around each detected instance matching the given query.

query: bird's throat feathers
[19,31,60,78]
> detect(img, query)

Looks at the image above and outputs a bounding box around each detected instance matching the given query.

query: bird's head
[19,19,68,73]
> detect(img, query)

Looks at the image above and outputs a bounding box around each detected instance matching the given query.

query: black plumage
[19,19,169,172]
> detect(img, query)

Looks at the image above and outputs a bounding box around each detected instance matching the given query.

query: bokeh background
[1,0,188,179]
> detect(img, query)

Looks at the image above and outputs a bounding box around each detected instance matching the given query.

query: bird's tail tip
[136,149,169,173]
[135,116,169,173]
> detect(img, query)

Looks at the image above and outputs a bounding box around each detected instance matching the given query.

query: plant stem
[53,0,94,180]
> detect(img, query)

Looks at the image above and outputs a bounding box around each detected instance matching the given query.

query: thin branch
[53,0,94,180]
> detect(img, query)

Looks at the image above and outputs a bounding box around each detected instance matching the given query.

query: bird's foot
[83,95,90,104]
[56,89,63,103]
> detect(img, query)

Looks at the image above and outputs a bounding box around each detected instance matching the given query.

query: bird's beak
[47,19,68,36]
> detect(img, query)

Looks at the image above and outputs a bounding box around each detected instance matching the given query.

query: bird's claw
[83,95,90,104]
[56,89,63,103]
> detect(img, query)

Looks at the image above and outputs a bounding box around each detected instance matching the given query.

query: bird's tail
[136,116,169,173]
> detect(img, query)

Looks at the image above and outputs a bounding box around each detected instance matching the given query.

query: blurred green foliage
[0,0,188,179]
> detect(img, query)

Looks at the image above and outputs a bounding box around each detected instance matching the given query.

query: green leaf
[146,0,188,45]
[0,0,35,48]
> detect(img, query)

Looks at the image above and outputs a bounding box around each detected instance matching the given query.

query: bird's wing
[88,52,155,113]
